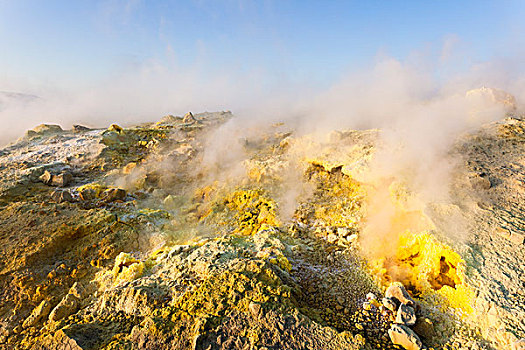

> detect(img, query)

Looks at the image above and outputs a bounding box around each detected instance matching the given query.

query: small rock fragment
[337,227,350,236]
[388,324,423,350]
[40,171,73,187]
[382,297,399,312]
[39,171,53,185]
[248,301,261,318]
[385,282,415,307]
[396,303,416,326]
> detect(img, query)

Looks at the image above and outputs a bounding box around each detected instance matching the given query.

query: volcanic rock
[51,190,74,203]
[385,283,415,307]
[469,173,491,190]
[382,297,399,312]
[108,124,123,133]
[182,111,197,123]
[39,170,53,185]
[413,317,435,339]
[25,124,63,138]
[72,125,91,133]
[51,172,73,187]
[22,300,52,328]
[78,187,96,201]
[39,171,73,187]
[49,293,80,322]
[101,188,126,202]
[388,324,423,350]
[396,303,416,326]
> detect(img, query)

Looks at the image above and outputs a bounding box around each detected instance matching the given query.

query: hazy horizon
[1,0,525,144]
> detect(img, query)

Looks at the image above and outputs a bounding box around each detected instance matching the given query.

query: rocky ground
[0,109,523,349]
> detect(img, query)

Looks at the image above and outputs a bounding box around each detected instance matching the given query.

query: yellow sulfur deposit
[308,166,365,228]
[77,183,107,197]
[112,252,145,284]
[256,247,292,272]
[223,189,280,235]
[394,231,473,313]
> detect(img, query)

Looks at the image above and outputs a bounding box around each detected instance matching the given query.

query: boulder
[385,283,416,307]
[51,190,74,203]
[22,300,51,328]
[101,188,127,202]
[413,317,435,339]
[26,124,63,138]
[49,293,79,322]
[388,324,423,350]
[108,124,123,133]
[39,171,73,187]
[182,112,197,124]
[395,303,416,326]
[79,188,96,201]
[51,172,73,187]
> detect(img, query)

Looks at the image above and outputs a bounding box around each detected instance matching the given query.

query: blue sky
[1,0,524,89]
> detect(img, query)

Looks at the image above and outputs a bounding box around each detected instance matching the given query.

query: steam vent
[0,107,524,350]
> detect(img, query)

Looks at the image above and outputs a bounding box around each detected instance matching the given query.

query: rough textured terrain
[0,110,523,349]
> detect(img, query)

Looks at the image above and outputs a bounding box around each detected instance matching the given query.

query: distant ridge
[0,91,39,110]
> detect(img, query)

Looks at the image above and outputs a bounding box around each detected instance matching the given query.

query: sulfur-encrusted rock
[79,187,96,201]
[22,300,52,328]
[182,111,197,124]
[395,303,416,326]
[388,324,423,350]
[108,124,123,133]
[25,124,63,138]
[101,188,126,202]
[48,293,80,322]
[385,282,415,307]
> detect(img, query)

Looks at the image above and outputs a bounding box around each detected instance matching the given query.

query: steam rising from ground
[1,48,522,262]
